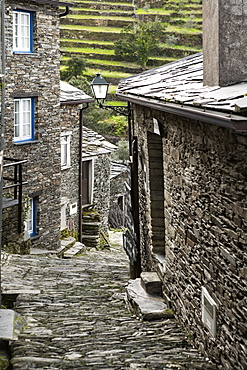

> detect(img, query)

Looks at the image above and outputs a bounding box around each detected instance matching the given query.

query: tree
[68,75,92,96]
[62,56,86,81]
[114,21,165,69]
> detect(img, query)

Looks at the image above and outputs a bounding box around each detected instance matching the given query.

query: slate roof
[29,0,72,6]
[117,53,247,131]
[110,161,128,179]
[60,81,94,105]
[82,127,117,157]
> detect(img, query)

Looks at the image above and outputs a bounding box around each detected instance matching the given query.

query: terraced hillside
[60,0,202,88]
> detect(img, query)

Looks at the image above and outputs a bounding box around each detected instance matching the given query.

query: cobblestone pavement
[1,233,215,370]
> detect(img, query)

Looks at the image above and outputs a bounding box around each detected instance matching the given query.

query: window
[25,197,36,235]
[13,10,33,52]
[14,98,34,142]
[61,132,72,168]
[82,159,93,205]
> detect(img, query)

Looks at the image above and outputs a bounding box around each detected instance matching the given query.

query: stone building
[60,81,116,237]
[109,161,128,229]
[2,0,117,252]
[117,1,247,369]
[2,0,72,251]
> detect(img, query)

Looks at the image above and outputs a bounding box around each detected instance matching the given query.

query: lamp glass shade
[91,73,109,100]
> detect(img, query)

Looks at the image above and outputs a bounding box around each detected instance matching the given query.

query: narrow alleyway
[1,233,214,370]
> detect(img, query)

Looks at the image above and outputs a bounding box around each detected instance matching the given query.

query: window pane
[14,98,33,141]
[13,11,31,52]
[13,13,18,49]
[61,136,69,167]
[14,100,20,138]
[25,198,33,234]
[21,99,31,138]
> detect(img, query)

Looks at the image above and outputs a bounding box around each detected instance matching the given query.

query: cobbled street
[1,232,215,370]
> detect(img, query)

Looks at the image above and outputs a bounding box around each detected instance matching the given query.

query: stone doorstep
[140,271,162,295]
[81,235,99,240]
[57,237,77,256]
[63,242,86,258]
[0,309,26,341]
[126,279,174,321]
[30,248,57,256]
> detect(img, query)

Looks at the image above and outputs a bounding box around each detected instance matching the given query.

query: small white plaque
[70,203,77,215]
[153,118,160,135]
[202,287,217,337]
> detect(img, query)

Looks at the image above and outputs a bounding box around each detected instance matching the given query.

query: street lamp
[91,73,130,117]
[90,73,109,105]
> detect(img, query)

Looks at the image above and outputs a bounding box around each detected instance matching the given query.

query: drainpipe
[0,0,5,308]
[79,104,88,243]
[59,6,69,17]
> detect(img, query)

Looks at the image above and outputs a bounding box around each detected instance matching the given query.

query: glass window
[14,98,34,142]
[13,10,33,52]
[61,133,71,168]
[25,197,36,235]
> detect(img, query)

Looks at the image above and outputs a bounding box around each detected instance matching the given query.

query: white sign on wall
[70,202,77,215]
[202,287,217,337]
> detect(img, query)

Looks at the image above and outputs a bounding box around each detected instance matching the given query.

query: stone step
[81,235,99,239]
[57,237,77,257]
[82,222,101,226]
[140,271,162,296]
[0,309,26,341]
[63,242,86,258]
[126,278,174,321]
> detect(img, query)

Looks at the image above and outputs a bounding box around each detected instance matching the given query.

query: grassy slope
[60,0,202,95]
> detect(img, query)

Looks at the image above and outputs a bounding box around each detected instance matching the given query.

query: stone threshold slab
[126,278,174,321]
[0,309,26,341]
[63,242,86,258]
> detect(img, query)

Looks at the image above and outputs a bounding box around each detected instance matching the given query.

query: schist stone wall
[132,104,247,369]
[93,153,112,230]
[2,204,31,254]
[60,103,113,233]
[3,0,61,249]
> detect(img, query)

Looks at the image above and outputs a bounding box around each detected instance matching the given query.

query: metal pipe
[18,163,23,234]
[59,6,69,17]
[0,0,6,309]
[79,103,89,243]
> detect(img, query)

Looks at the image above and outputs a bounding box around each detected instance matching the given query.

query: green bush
[114,21,166,69]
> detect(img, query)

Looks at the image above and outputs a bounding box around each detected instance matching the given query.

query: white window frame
[14,98,34,142]
[82,157,94,205]
[61,131,72,168]
[25,197,36,235]
[202,287,217,337]
[13,10,32,52]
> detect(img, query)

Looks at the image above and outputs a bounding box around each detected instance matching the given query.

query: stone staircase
[57,210,102,258]
[126,271,174,320]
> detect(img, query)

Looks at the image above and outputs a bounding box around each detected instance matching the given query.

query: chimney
[203,0,247,87]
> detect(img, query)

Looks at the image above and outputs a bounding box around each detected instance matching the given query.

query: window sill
[82,203,92,208]
[13,52,39,56]
[61,165,71,170]
[14,140,40,145]
[30,234,40,241]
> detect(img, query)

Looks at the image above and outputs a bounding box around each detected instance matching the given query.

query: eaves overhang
[60,98,94,105]
[117,92,247,132]
[28,0,73,6]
